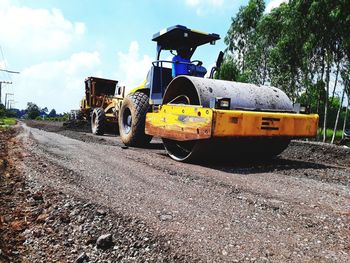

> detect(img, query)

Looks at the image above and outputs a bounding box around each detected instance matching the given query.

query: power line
[0,45,12,81]
[0,45,20,106]
[0,69,20,74]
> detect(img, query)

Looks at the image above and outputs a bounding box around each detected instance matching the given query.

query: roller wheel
[163,138,291,162]
[119,91,152,146]
[91,108,106,135]
[163,139,201,162]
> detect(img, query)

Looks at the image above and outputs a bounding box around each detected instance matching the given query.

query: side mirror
[216,51,224,69]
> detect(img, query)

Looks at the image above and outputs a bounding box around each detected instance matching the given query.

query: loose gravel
[2,120,349,262]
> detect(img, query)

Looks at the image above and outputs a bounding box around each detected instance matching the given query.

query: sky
[0,0,284,113]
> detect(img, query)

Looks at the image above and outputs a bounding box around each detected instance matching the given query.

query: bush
[0,104,6,118]
[26,102,41,119]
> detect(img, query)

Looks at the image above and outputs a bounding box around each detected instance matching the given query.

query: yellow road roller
[118,25,319,161]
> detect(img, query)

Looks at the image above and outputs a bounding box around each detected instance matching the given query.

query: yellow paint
[145,105,213,140]
[128,79,147,94]
[146,105,319,141]
[191,29,209,35]
[212,109,319,137]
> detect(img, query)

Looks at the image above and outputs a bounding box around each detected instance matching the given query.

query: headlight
[293,103,308,114]
[210,97,231,110]
[219,99,230,109]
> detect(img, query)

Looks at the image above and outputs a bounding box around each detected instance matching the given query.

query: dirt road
[2,121,350,262]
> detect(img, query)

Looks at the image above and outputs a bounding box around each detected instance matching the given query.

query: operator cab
[148,25,220,105]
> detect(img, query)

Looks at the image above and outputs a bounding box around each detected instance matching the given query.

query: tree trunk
[323,56,331,143]
[330,60,340,105]
[262,49,267,85]
[342,100,349,139]
[317,54,326,115]
[242,49,245,73]
[331,86,345,144]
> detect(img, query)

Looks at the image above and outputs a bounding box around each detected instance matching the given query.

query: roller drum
[162,76,293,162]
[163,76,293,111]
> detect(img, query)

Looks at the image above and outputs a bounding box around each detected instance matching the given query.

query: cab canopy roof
[152,25,220,50]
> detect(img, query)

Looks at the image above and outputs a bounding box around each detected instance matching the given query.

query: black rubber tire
[86,108,93,122]
[119,91,152,146]
[76,111,84,120]
[91,108,106,135]
[163,137,291,163]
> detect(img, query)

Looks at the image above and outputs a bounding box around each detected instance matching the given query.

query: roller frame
[145,104,319,141]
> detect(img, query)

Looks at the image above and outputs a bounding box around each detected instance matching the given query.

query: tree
[225,0,265,73]
[48,109,57,117]
[0,104,6,118]
[26,102,41,119]
[215,56,240,81]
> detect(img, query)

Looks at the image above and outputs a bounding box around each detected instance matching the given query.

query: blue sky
[0,0,282,112]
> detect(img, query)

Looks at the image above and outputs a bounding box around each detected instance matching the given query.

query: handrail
[152,60,195,67]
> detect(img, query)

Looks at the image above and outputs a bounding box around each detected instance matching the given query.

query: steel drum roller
[161,76,293,162]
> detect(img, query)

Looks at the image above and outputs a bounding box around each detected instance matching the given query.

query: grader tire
[119,91,152,146]
[91,108,106,135]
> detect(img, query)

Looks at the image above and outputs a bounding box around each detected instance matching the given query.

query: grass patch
[35,116,69,122]
[0,118,17,129]
[317,128,344,141]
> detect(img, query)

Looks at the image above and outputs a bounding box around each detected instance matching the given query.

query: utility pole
[5,93,13,109]
[8,99,15,109]
[0,68,20,105]
[0,81,12,105]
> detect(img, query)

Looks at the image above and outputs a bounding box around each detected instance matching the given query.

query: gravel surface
[2,120,350,262]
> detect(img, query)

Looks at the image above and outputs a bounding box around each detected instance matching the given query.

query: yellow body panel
[212,109,319,137]
[145,105,319,141]
[128,80,147,95]
[145,105,213,141]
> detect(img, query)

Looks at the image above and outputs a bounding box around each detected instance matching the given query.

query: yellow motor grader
[83,25,319,162]
[80,76,124,135]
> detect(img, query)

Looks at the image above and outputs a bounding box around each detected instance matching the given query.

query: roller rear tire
[119,92,152,146]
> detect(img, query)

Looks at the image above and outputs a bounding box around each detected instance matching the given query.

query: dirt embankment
[0,128,28,262]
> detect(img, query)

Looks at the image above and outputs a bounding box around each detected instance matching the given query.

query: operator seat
[172,61,207,78]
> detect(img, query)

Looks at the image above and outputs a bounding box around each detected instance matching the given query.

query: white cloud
[0,0,85,54]
[0,0,94,112]
[184,0,225,16]
[0,60,6,69]
[116,41,152,93]
[13,52,102,113]
[266,0,288,13]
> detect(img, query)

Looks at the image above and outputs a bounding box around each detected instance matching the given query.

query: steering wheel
[191,60,203,66]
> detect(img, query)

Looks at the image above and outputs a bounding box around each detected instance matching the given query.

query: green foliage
[223,0,350,136]
[215,56,240,81]
[318,128,344,142]
[0,104,17,118]
[26,102,41,119]
[0,118,16,129]
[33,115,69,122]
[48,109,57,117]
[0,118,16,125]
[0,104,5,118]
[225,0,265,72]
